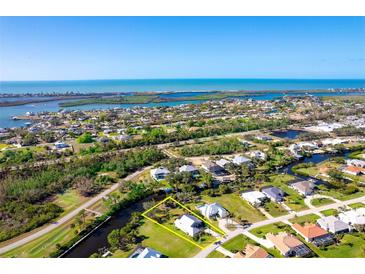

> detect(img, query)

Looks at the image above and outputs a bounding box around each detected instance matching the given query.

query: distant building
[338,209,365,226]
[261,186,285,202]
[290,180,315,196]
[150,167,170,181]
[54,141,69,150]
[201,160,228,176]
[179,165,200,177]
[342,166,365,176]
[346,159,365,168]
[197,203,228,219]
[256,135,273,142]
[232,155,251,166]
[246,150,267,161]
[317,216,350,234]
[241,190,267,206]
[216,158,231,169]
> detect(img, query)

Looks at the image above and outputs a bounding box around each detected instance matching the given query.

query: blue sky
[0,17,364,81]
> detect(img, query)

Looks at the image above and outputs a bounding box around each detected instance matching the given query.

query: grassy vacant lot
[53,189,88,216]
[2,220,79,258]
[207,250,227,258]
[222,234,255,252]
[320,208,339,216]
[267,174,308,211]
[250,222,291,238]
[263,201,288,217]
[202,193,266,223]
[222,234,283,258]
[138,220,201,258]
[289,214,320,224]
[311,197,334,207]
[309,232,365,258]
[319,188,365,201]
[348,202,365,209]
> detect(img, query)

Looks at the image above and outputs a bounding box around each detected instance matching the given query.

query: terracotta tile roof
[243,244,270,258]
[233,252,245,258]
[344,166,365,174]
[266,232,303,254]
[292,223,328,239]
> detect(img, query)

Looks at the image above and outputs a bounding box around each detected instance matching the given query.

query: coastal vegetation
[0,147,165,242]
[179,138,249,157]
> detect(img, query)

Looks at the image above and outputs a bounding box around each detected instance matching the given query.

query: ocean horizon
[1,78,365,94]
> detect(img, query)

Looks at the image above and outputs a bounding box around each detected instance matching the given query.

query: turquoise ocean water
[0,79,364,128]
[1,78,365,94]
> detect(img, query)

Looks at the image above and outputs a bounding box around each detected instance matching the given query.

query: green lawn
[202,193,266,223]
[348,202,365,209]
[289,214,320,224]
[221,234,282,258]
[296,167,319,177]
[263,201,288,217]
[309,233,365,258]
[138,220,201,258]
[53,189,88,216]
[207,250,227,258]
[319,188,365,201]
[110,249,133,258]
[1,220,79,258]
[222,234,255,253]
[268,174,308,211]
[250,222,291,238]
[320,208,339,217]
[311,197,334,207]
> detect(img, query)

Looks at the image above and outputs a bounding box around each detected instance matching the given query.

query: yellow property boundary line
[141,196,226,250]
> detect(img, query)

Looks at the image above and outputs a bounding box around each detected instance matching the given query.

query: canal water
[62,194,165,258]
[271,129,308,139]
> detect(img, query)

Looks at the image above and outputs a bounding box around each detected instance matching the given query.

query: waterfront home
[256,135,273,142]
[179,165,200,177]
[266,232,311,257]
[54,141,70,150]
[197,203,228,219]
[150,167,170,181]
[216,158,231,169]
[201,160,228,176]
[342,166,365,176]
[130,247,164,258]
[241,190,267,206]
[113,134,130,141]
[232,155,251,166]
[261,186,285,202]
[246,150,267,161]
[174,214,203,237]
[317,216,350,234]
[290,180,315,196]
[292,223,334,246]
[338,209,365,226]
[346,159,365,168]
[234,244,271,258]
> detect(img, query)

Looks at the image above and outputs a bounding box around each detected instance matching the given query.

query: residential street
[194,195,365,258]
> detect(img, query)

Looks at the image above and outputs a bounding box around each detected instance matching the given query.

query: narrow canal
[62,194,165,258]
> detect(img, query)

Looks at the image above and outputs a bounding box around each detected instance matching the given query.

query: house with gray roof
[179,165,199,177]
[261,186,285,202]
[317,216,351,234]
[290,180,315,196]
